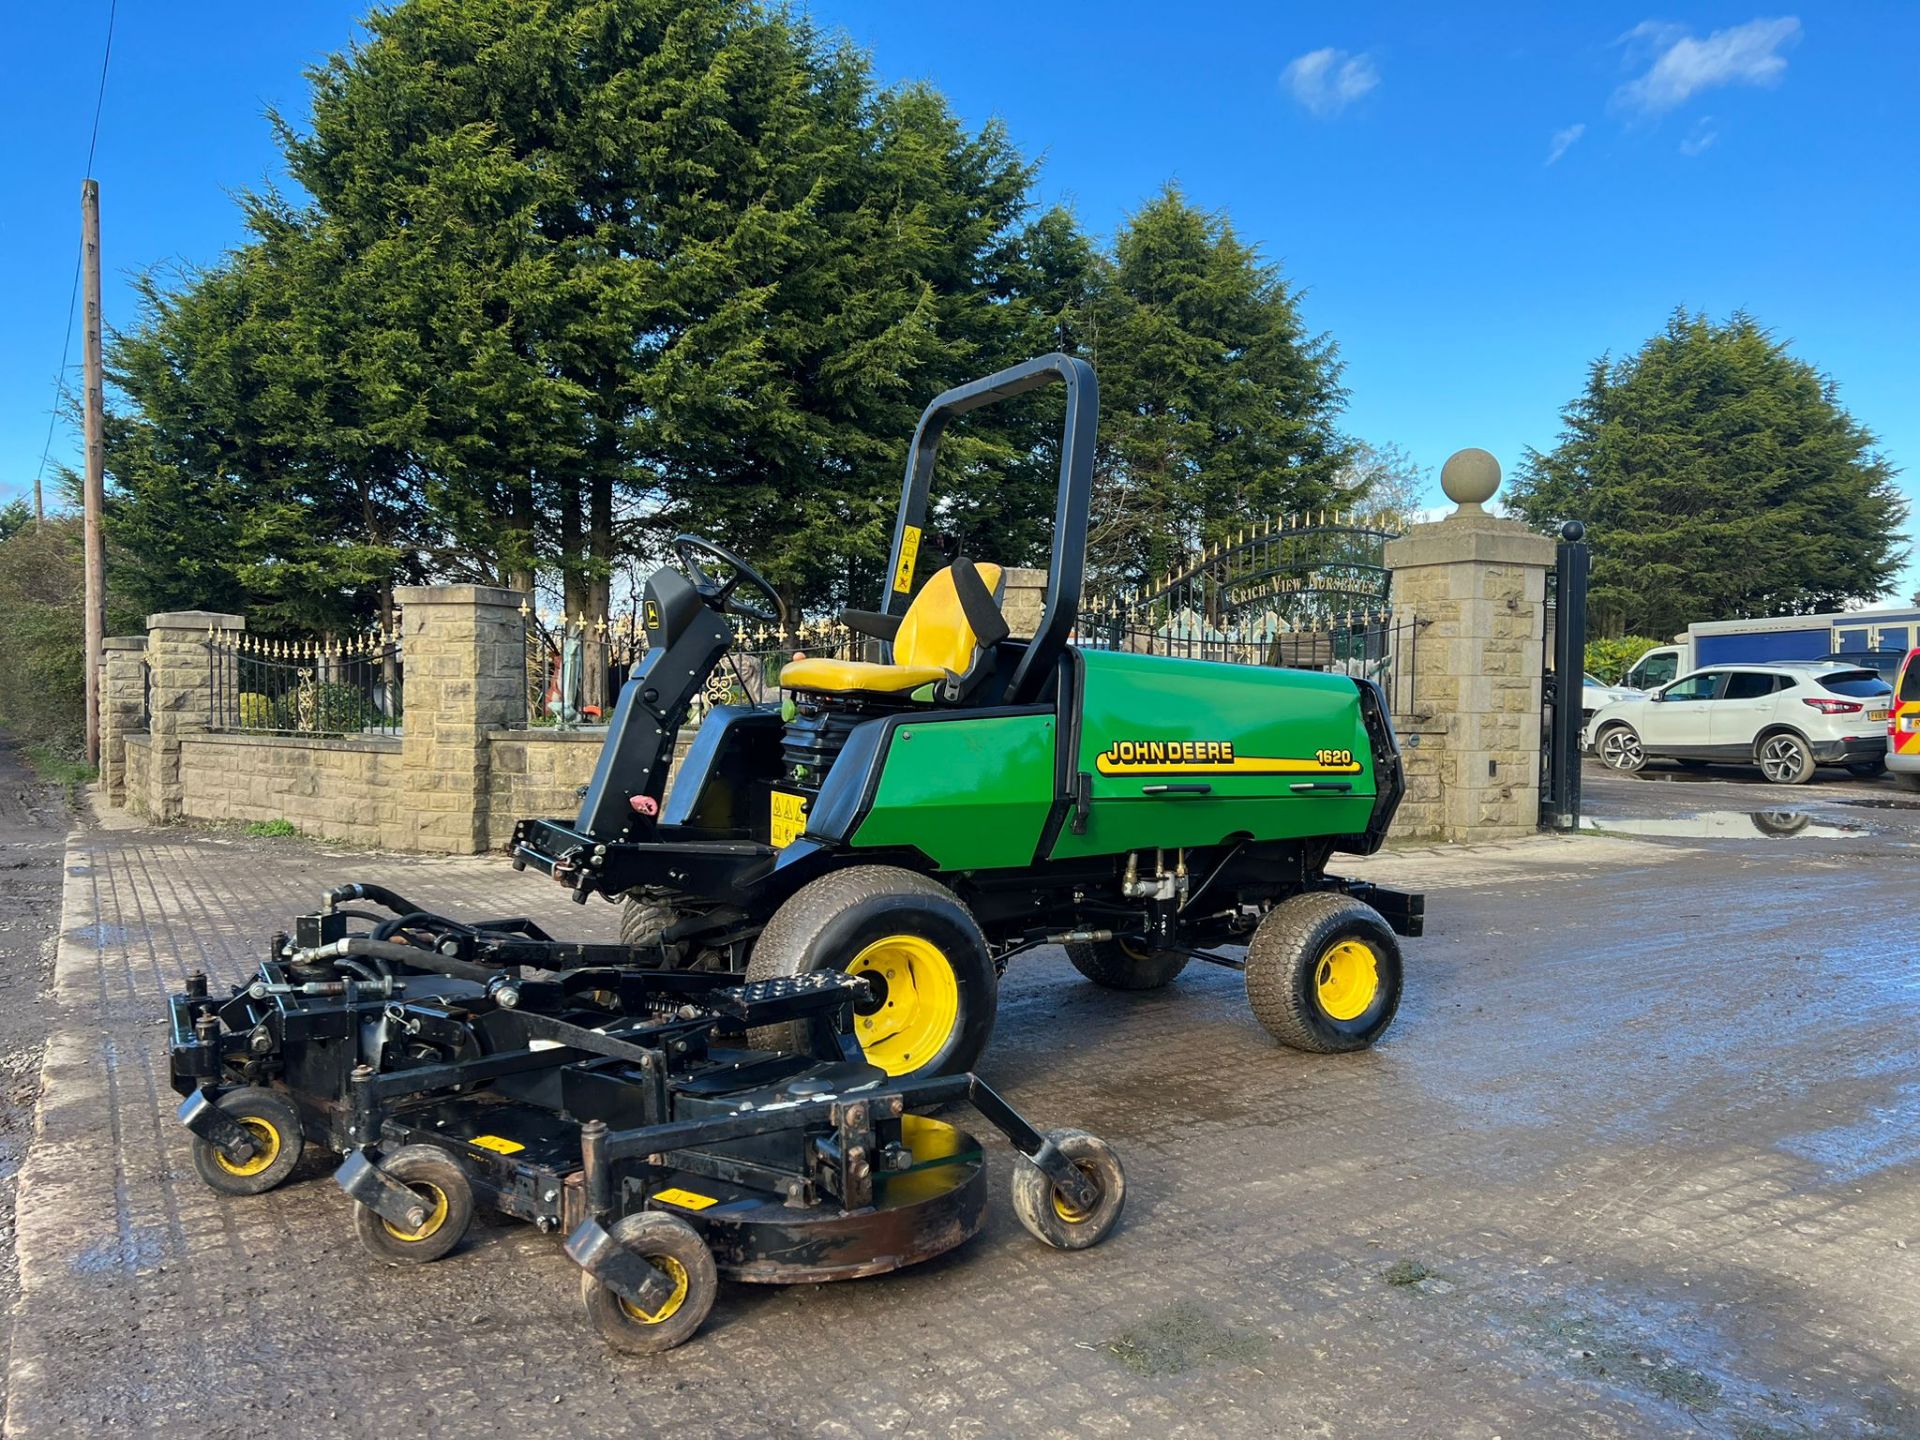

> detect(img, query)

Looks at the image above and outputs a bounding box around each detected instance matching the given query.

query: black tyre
[746,866,996,1080]
[1596,724,1647,773]
[1897,771,1920,793]
[1245,893,1403,1053]
[1010,1128,1126,1250]
[352,1145,474,1264]
[190,1086,304,1196]
[1065,936,1188,991]
[619,891,680,955]
[1756,731,1815,785]
[579,1211,718,1356]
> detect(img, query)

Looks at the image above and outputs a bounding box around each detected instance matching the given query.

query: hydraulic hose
[291,936,500,986]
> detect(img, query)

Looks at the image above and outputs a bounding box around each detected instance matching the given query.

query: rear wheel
[1757,731,1815,785]
[746,866,997,1080]
[1245,893,1402,1053]
[1597,724,1646,773]
[579,1211,717,1356]
[619,890,681,954]
[1065,937,1188,991]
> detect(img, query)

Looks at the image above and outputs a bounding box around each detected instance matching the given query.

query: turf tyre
[1245,893,1402,1053]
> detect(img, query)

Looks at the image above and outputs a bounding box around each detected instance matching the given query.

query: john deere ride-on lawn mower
[514,352,1423,1080]
[165,354,1417,1350]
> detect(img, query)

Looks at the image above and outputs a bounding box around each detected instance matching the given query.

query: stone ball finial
[1440,448,1501,513]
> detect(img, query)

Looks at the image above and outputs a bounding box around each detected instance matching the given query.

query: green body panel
[851,713,1057,870]
[1047,648,1376,860]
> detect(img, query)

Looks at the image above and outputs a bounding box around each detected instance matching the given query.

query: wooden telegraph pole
[82,179,107,765]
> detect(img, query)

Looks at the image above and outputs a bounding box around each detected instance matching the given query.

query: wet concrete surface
[5,785,1918,1437]
[0,739,67,1415]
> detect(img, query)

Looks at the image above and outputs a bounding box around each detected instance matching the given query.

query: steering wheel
[671,534,787,625]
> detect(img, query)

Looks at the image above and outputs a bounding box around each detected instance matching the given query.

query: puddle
[1579,811,1869,840]
[1778,1080,1920,1183]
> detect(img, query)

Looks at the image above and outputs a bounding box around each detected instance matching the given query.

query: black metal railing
[520,615,857,727]
[208,631,404,737]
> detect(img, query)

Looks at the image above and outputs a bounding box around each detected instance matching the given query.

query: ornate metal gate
[1079,511,1418,714]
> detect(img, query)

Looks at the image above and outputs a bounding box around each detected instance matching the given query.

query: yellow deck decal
[652,1187,719,1211]
[892,524,922,593]
[469,1134,525,1155]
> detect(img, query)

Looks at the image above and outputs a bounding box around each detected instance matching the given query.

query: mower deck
[168,884,1123,1352]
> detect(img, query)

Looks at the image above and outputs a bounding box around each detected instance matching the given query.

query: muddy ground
[0,738,66,1413]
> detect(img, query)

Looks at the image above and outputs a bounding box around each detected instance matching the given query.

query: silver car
[1584,661,1893,785]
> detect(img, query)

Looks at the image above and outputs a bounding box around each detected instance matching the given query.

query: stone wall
[174,733,402,846]
[484,730,607,850]
[98,585,635,855]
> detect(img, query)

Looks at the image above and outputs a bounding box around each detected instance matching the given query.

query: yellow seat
[781,563,1004,699]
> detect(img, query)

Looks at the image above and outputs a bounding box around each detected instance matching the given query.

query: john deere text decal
[1095,739,1361,777]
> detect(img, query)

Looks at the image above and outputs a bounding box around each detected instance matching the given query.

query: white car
[1581,672,1641,727]
[1584,661,1894,785]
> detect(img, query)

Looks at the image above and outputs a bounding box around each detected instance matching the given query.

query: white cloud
[1546,123,1587,165]
[1680,116,1720,155]
[1281,48,1380,117]
[1614,16,1800,115]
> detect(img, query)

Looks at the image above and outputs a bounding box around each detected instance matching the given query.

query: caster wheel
[580,1211,718,1355]
[190,1087,304,1196]
[1011,1128,1126,1250]
[352,1145,474,1264]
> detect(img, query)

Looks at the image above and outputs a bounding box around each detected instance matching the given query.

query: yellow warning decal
[892,524,922,594]
[469,1134,525,1155]
[652,1187,719,1211]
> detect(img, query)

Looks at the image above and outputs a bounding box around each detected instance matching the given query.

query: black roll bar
[879,353,1098,705]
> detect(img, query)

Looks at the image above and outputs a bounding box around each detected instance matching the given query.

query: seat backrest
[895,563,1004,677]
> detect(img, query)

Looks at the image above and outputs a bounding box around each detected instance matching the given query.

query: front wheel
[1757,732,1815,785]
[1597,724,1647,773]
[1245,893,1403,1053]
[746,866,997,1080]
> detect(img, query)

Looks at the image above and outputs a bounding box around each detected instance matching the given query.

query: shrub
[238,692,274,728]
[1585,635,1664,684]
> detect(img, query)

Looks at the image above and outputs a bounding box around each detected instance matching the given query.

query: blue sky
[5,3,1916,600]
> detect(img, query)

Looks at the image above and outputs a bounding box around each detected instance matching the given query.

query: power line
[30,0,118,517]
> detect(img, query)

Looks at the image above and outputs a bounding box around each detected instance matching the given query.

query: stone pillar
[97,636,148,807]
[1000,566,1049,639]
[396,585,528,855]
[1382,450,1555,842]
[144,611,244,821]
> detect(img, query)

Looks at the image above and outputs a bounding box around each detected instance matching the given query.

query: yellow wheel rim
[1051,1162,1100,1224]
[1315,939,1380,1021]
[617,1255,690,1325]
[846,934,960,1077]
[213,1117,282,1178]
[380,1182,450,1243]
